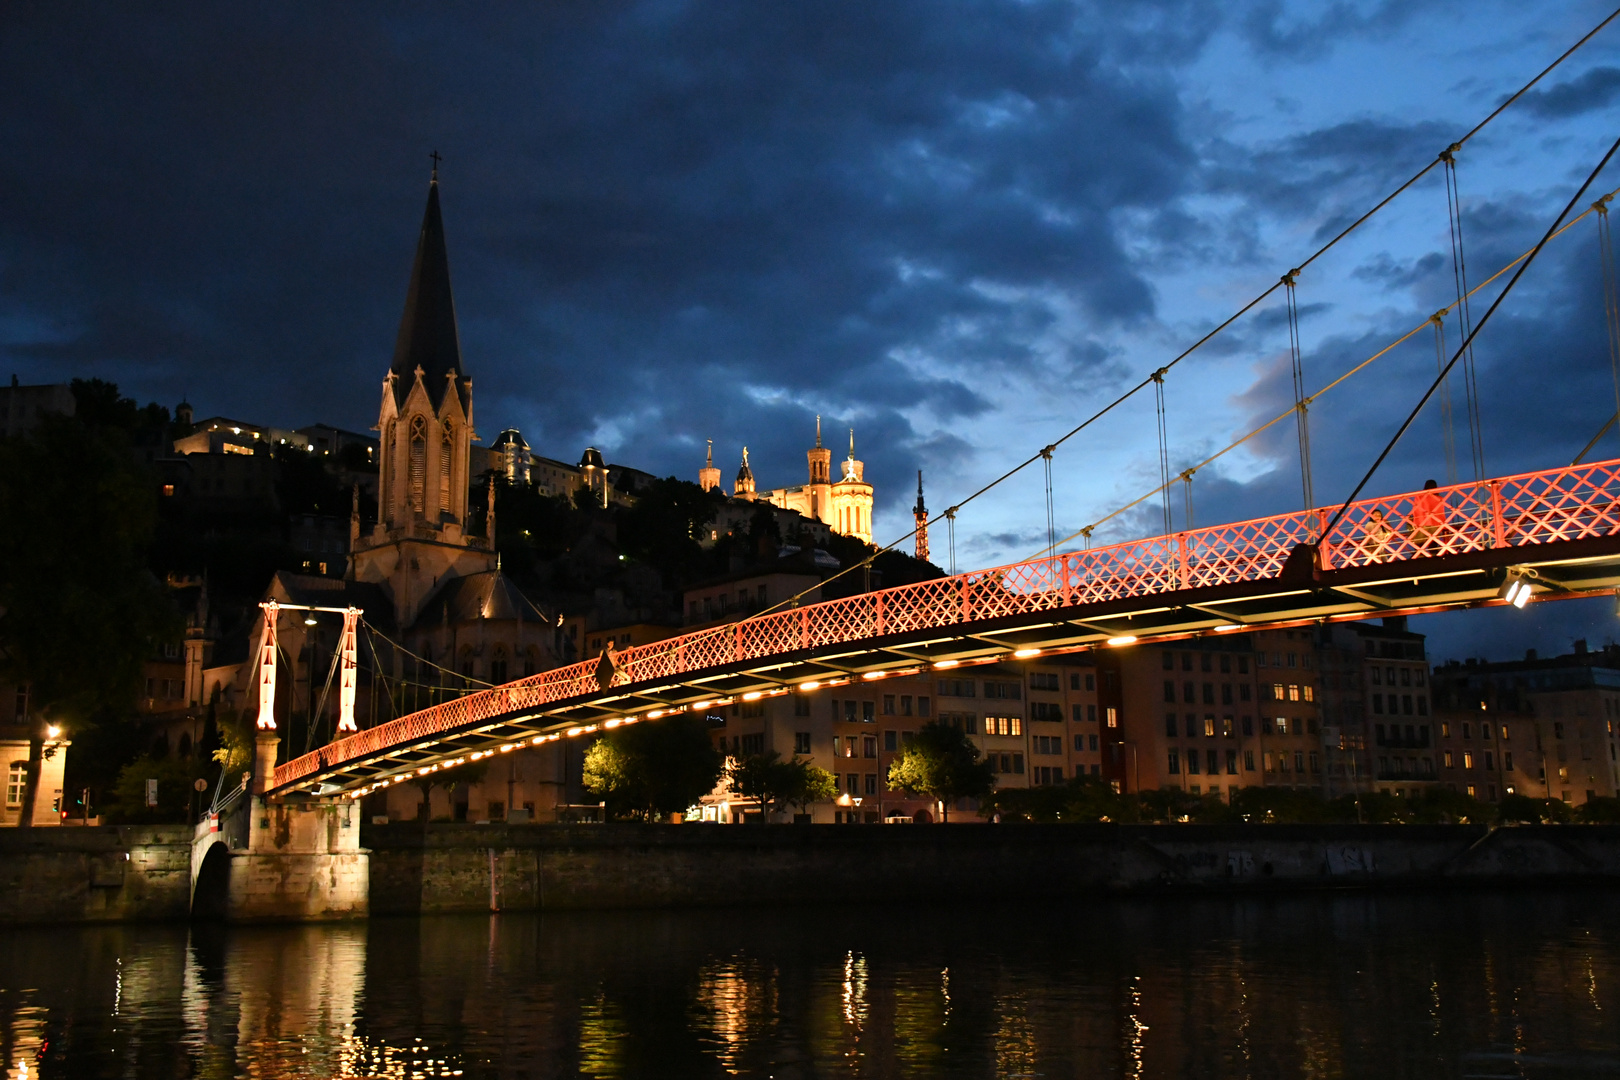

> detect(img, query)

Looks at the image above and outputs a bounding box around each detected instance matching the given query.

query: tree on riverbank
[0,410,180,826]
[727,751,836,820]
[583,714,723,821]
[886,721,994,822]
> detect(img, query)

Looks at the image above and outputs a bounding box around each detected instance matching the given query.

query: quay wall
[0,825,192,923]
[6,823,1620,922]
[363,822,1620,915]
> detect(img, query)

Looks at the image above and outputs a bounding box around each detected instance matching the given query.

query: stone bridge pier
[189,734,368,921]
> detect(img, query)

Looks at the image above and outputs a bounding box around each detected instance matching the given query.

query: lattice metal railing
[275,458,1620,789]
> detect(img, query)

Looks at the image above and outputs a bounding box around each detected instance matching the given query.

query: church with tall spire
[348,167,555,665]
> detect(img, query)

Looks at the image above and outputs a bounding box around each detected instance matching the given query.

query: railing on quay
[273,457,1620,790]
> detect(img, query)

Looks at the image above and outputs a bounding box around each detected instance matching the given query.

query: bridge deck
[273,458,1620,796]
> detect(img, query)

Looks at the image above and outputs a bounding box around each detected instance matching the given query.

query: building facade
[1432,642,1620,805]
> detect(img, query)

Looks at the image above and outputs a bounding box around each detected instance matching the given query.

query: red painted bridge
[272,458,1620,797]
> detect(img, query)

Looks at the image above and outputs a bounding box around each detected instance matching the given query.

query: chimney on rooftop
[1575,639,1588,656]
[1525,648,1537,661]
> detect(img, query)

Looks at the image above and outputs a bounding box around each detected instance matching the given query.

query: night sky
[5,1,1620,660]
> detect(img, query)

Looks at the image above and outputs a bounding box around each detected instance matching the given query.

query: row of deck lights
[342,604,1517,798]
[338,639,1162,798]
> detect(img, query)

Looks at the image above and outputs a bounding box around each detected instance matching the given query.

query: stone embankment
[0,824,192,923]
[363,822,1620,915]
[5,822,1620,923]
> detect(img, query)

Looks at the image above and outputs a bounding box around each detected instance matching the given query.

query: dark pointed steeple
[391,172,466,410]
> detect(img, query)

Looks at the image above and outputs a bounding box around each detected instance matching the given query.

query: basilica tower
[352,170,495,625]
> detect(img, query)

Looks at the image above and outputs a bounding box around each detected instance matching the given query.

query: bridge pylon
[188,719,369,921]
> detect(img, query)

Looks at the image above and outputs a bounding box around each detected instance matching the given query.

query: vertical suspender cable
[1441,146,1487,479]
[1152,369,1171,534]
[1597,196,1620,451]
[1284,270,1314,509]
[945,507,957,575]
[1181,470,1195,531]
[1040,445,1056,557]
[1430,313,1460,485]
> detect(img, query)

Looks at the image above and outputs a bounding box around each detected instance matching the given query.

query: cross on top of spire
[429,150,442,179]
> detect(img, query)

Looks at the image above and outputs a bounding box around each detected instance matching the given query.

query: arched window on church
[409,416,427,514]
[490,645,507,684]
[440,419,454,514]
[384,420,397,522]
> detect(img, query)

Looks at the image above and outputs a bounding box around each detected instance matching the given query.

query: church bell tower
[352,164,495,625]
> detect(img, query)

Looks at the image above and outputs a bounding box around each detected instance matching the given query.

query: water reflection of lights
[1124,974,1148,1080]
[842,951,868,1029]
[941,967,951,1025]
[337,1035,465,1078]
[578,993,629,1078]
[693,957,778,1071]
[993,992,1037,1077]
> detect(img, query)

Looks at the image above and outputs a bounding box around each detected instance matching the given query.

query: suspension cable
[1030,182,1620,561]
[480,12,1620,691]
[1441,147,1487,479]
[1284,270,1314,509]
[1323,133,1620,543]
[1040,445,1056,557]
[1601,196,1620,452]
[304,639,345,754]
[1573,195,1620,465]
[1431,312,1459,484]
[1152,369,1172,533]
[362,617,494,688]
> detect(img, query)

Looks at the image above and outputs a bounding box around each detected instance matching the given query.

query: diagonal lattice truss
[274,459,1620,795]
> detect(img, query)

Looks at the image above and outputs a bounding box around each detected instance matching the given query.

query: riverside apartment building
[1432,641,1620,806]
[697,655,1104,822]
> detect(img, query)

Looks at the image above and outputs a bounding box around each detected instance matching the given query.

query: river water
[2,889,1619,1078]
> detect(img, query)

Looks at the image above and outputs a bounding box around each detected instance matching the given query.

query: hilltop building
[705,417,875,543]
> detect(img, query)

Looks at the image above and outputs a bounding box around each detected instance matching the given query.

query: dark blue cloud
[1515,65,1620,119]
[0,0,1213,524]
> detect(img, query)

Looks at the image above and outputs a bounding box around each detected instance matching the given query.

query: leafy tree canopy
[727,751,837,819]
[0,416,179,726]
[583,714,723,820]
[886,720,995,820]
[617,477,724,585]
[105,754,212,824]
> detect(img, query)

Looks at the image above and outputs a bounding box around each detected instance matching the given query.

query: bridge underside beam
[275,538,1620,796]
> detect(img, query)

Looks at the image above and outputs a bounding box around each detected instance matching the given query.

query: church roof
[411,569,550,629]
[390,178,466,411]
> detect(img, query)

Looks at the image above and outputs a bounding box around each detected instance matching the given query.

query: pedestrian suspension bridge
[262,13,1620,802]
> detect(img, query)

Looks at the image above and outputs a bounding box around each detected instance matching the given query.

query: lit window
[5,764,24,807]
[1463,751,1474,769]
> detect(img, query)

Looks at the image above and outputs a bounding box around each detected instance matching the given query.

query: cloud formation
[4,0,1620,658]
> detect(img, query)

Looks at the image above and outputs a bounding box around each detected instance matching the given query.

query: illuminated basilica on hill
[698,417,875,543]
